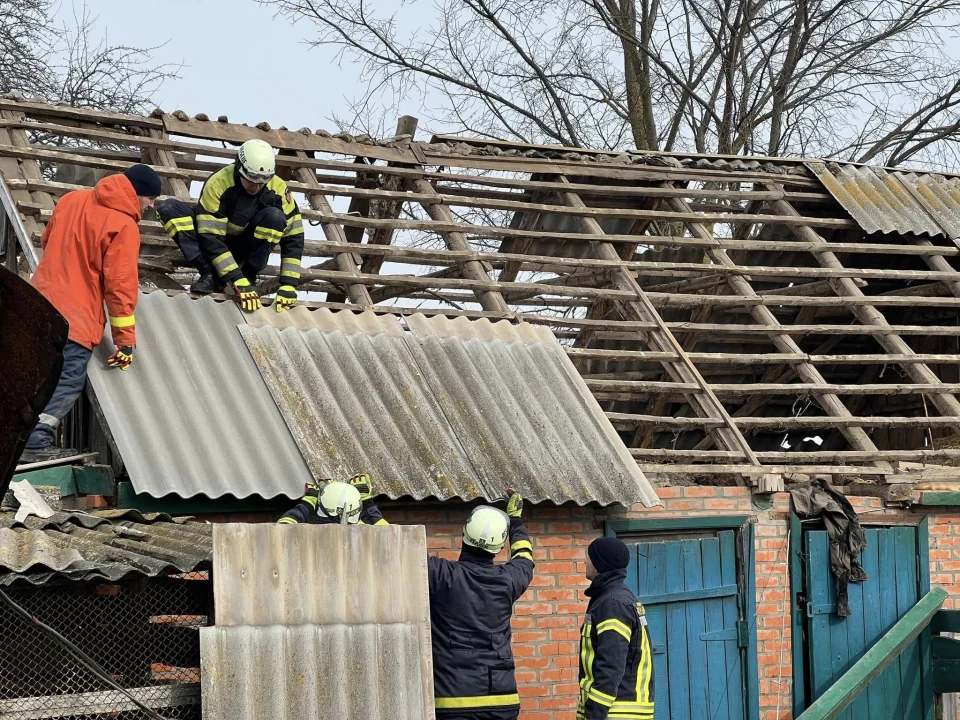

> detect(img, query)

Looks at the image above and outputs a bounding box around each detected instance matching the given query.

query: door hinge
[806,603,837,617]
[698,621,749,648]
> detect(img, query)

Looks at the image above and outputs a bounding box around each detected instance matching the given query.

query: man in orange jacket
[20,164,161,463]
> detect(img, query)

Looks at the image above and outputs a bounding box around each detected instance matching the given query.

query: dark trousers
[436,711,520,720]
[156,199,277,281]
[26,340,93,449]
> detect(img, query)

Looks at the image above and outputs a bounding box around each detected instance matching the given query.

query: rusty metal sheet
[807,161,960,240]
[0,266,68,497]
[202,524,433,720]
[242,308,658,507]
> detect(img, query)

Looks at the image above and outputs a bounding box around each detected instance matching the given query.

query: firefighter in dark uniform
[578,537,654,720]
[429,490,534,719]
[277,474,389,526]
[156,139,304,313]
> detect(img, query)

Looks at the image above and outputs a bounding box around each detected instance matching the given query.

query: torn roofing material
[0,509,211,586]
[243,308,658,507]
[807,161,960,241]
[201,524,433,720]
[86,291,314,500]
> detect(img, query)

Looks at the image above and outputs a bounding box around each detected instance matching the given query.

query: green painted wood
[721,530,746,720]
[916,519,933,720]
[682,539,710,718]
[895,527,923,718]
[608,515,751,534]
[931,610,960,633]
[877,529,905,718]
[791,513,808,718]
[931,637,960,692]
[795,587,947,720]
[860,530,884,719]
[116,482,289,515]
[72,465,114,495]
[844,544,868,720]
[805,532,834,700]
[11,466,77,496]
[740,524,758,720]
[701,537,730,719]
[918,492,960,506]
[665,541,690,720]
[639,583,739,605]
[644,541,669,720]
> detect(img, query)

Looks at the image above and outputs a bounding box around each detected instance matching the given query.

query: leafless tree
[259,0,960,168]
[0,1,179,113]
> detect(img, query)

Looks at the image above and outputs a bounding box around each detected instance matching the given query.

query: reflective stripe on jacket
[195,164,304,286]
[31,174,141,349]
[578,569,654,720]
[428,518,535,717]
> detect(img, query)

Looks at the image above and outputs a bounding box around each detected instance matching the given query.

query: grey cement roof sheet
[243,308,657,507]
[87,291,314,500]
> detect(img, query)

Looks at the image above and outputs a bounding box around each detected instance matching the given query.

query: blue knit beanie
[123,164,162,198]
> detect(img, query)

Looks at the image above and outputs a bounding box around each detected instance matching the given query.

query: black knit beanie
[588,537,630,574]
[123,164,162,198]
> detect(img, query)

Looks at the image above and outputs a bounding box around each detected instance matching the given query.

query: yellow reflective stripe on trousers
[254,226,283,243]
[226,221,247,235]
[212,252,239,276]
[597,618,632,642]
[280,257,301,279]
[434,694,520,709]
[277,518,298,525]
[163,217,194,235]
[109,315,135,328]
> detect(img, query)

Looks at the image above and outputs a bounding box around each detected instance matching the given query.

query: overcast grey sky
[78,0,410,134]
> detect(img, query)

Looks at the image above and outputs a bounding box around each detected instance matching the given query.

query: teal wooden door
[803,526,932,719]
[628,532,747,720]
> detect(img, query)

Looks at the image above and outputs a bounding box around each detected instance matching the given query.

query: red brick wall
[196,489,948,720]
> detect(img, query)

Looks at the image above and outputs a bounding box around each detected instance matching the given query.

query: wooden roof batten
[4,96,960,493]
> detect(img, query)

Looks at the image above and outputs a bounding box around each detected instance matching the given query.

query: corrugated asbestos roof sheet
[87,291,314,500]
[0,509,211,585]
[201,524,433,719]
[243,308,658,507]
[807,161,960,240]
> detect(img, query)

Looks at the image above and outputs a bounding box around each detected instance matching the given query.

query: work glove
[506,489,523,518]
[107,345,135,371]
[304,479,331,500]
[349,473,373,502]
[275,285,298,313]
[233,278,262,313]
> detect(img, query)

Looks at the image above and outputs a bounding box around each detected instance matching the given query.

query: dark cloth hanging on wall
[789,478,868,617]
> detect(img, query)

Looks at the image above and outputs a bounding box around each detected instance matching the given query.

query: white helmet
[318,482,362,524]
[462,506,509,554]
[236,139,276,184]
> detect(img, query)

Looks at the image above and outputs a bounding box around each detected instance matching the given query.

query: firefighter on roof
[577,537,655,720]
[428,490,534,719]
[277,474,388,526]
[156,139,304,313]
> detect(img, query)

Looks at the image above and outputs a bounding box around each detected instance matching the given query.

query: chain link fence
[0,572,211,719]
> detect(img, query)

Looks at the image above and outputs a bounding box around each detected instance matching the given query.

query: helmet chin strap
[340,509,349,526]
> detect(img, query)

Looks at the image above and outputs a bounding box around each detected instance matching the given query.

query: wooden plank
[895,527,924,719]
[643,541,670,718]
[700,537,730,720]
[806,531,834,700]
[844,550,868,720]
[860,530,884,719]
[918,491,960,505]
[14,452,98,472]
[665,540,691,720]
[718,531,745,720]
[682,539,710,719]
[0,683,199,719]
[0,97,164,127]
[878,530,906,718]
[640,583,739,605]
[609,413,960,430]
[631,448,960,462]
[589,381,960,396]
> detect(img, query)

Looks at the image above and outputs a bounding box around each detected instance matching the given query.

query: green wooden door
[803,526,932,719]
[630,532,747,720]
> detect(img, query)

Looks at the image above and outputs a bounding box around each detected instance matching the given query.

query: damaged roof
[0,508,211,586]
[243,309,657,507]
